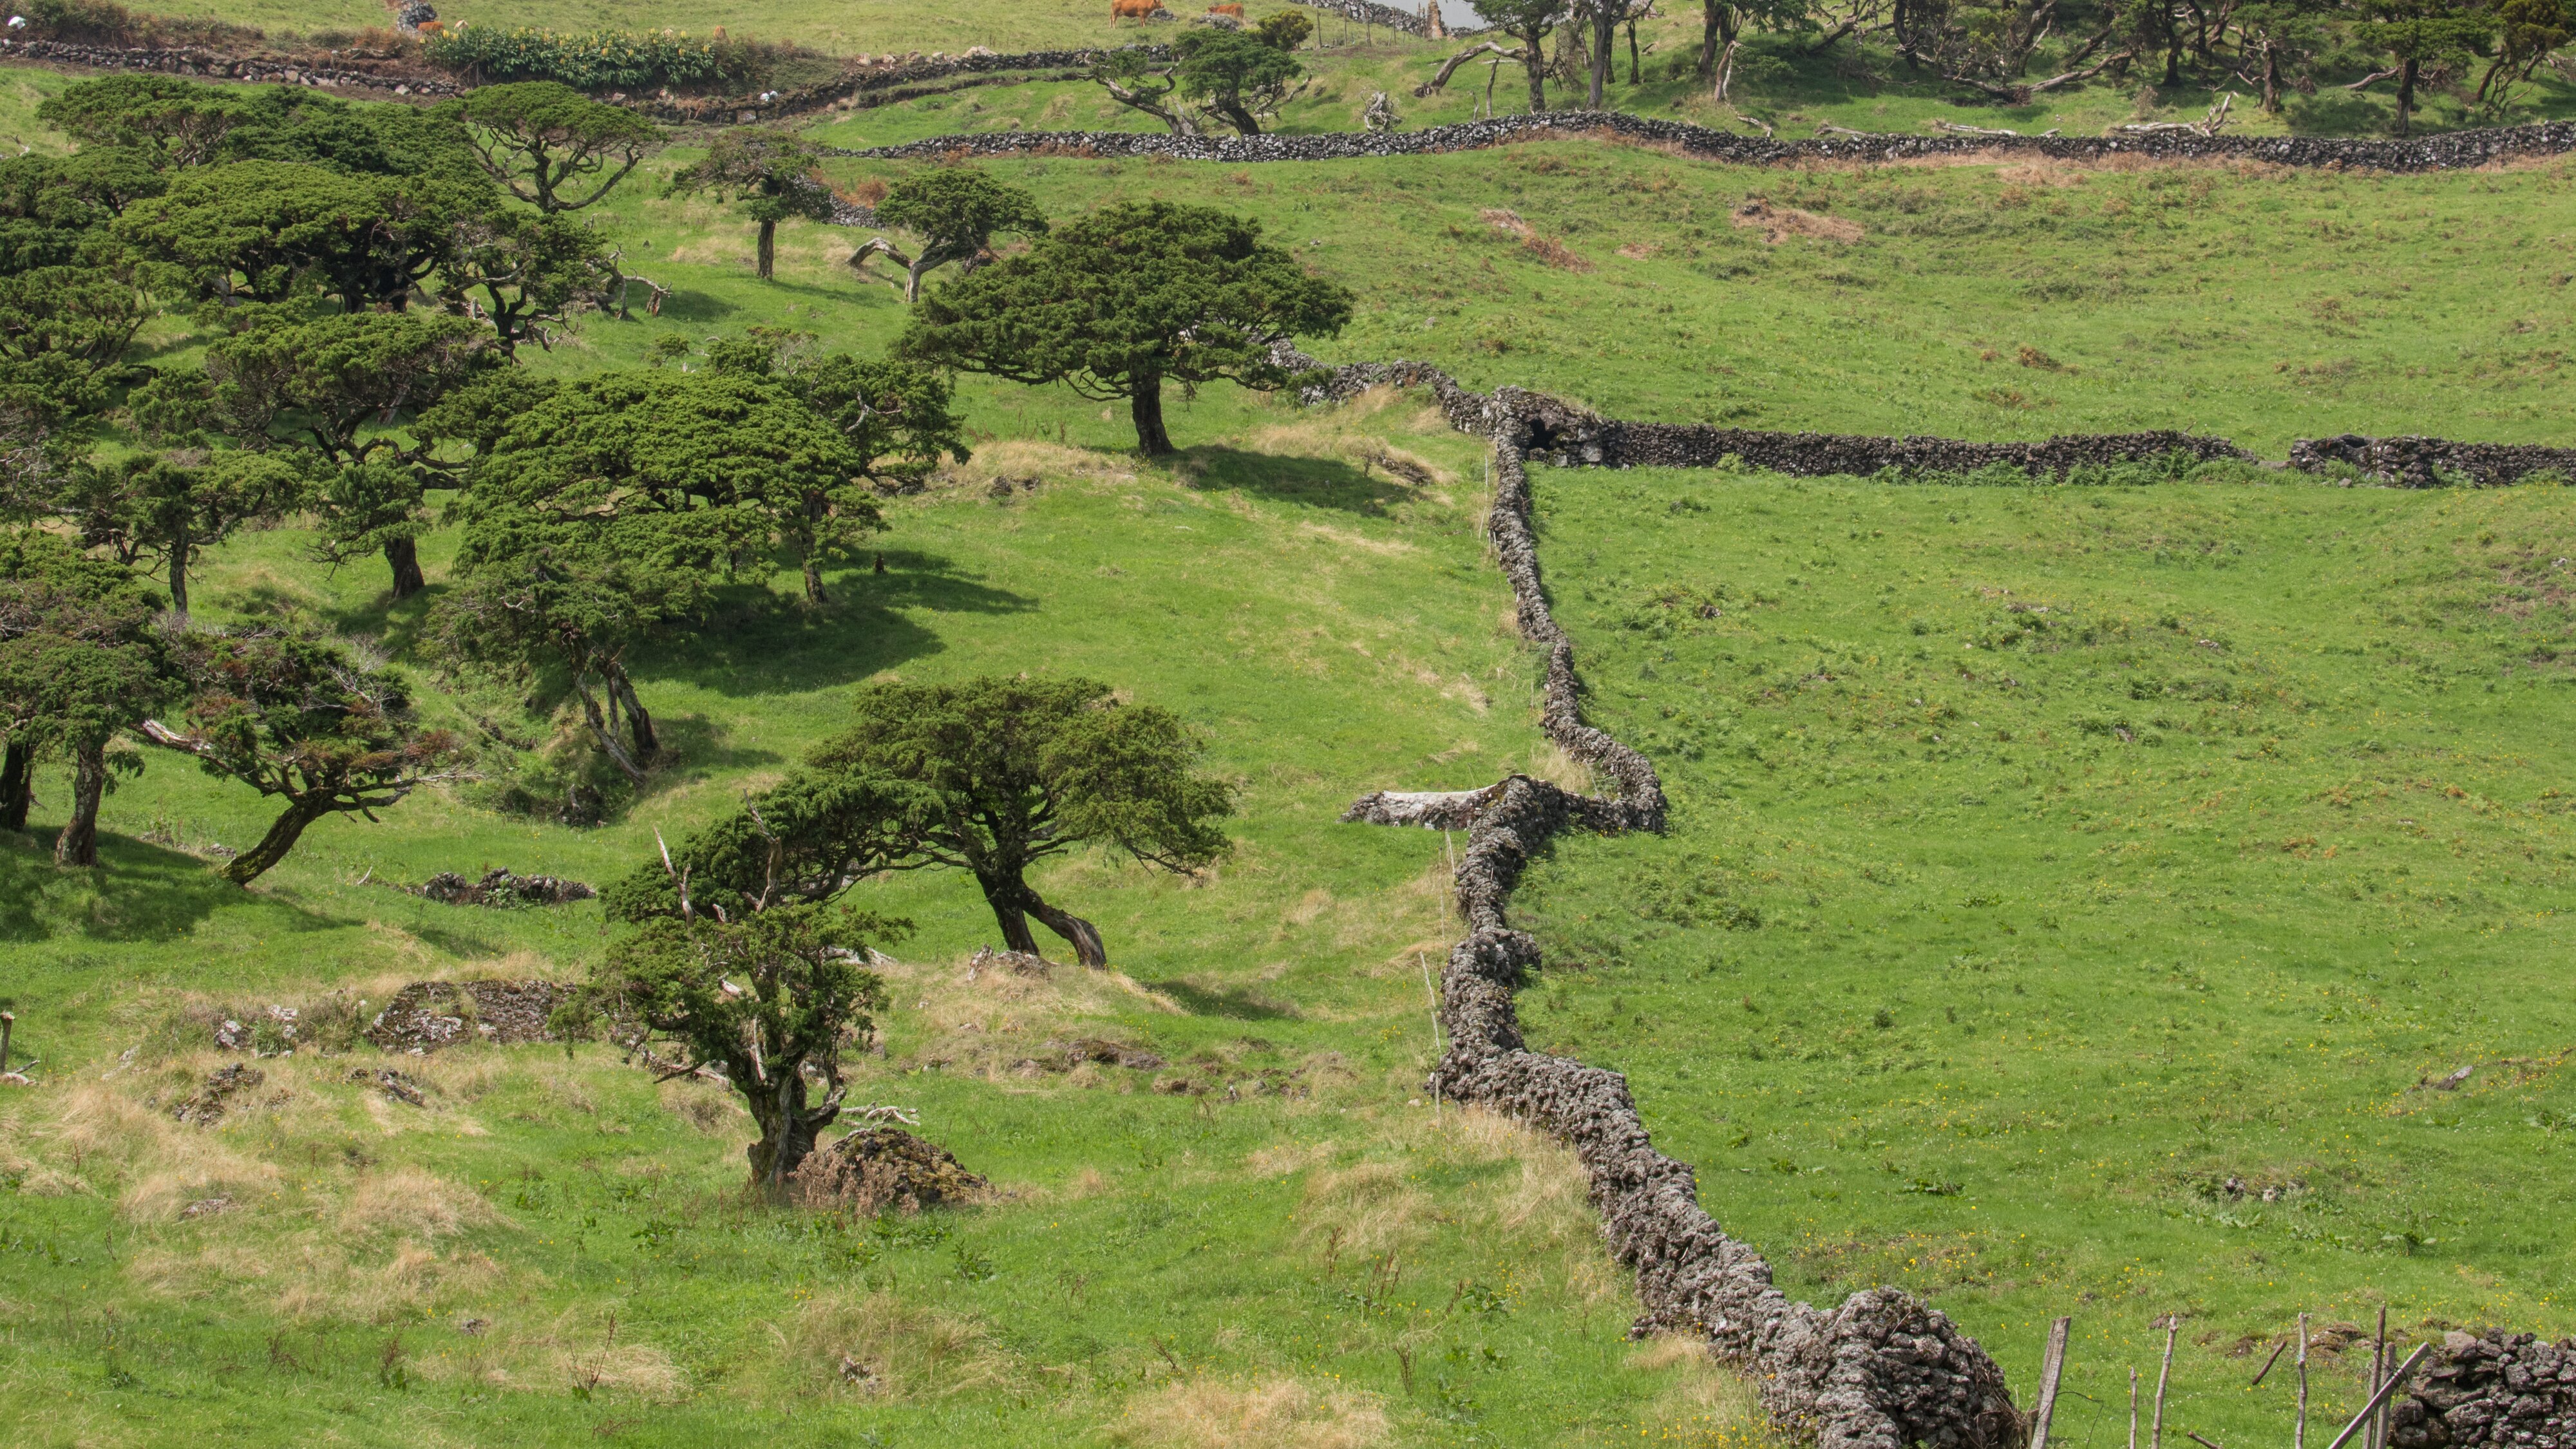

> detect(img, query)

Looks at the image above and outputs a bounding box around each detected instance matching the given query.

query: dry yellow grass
[1116,1375,1390,1449]
[793,1289,1014,1399]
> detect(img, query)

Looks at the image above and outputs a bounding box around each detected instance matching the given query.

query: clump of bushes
[420,21,818,91]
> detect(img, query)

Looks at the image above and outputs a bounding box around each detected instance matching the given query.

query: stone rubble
[365,979,569,1054]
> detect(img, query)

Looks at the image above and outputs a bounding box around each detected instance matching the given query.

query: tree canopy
[451,80,663,213]
[898,201,1350,456]
[1172,29,1308,135]
[862,167,1048,303]
[1468,0,1570,110]
[566,901,899,1191]
[666,128,837,281]
[617,677,1235,967]
[142,630,464,884]
[58,449,299,621]
[0,529,172,864]
[116,161,485,311]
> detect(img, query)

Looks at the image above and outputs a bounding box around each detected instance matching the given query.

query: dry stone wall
[2289,433,2576,487]
[0,35,458,94]
[1320,348,2573,1448]
[846,107,2576,171]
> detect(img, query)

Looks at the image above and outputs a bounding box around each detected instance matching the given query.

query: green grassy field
[3,66,2575,1449]
[1519,464,2576,1446]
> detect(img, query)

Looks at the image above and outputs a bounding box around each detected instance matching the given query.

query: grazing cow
[1111,0,1166,18]
[1208,3,1245,14]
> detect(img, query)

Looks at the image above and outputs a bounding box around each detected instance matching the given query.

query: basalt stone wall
[638,46,1171,124]
[1573,422,2255,475]
[0,35,459,93]
[2290,433,2576,487]
[1286,0,1482,39]
[846,107,2576,171]
[2398,1330,2576,1449]
[1340,388,2019,1449]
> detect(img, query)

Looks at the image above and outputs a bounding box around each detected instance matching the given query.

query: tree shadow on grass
[0,827,348,946]
[1148,975,1302,1021]
[1181,446,1419,518]
[652,548,1037,699]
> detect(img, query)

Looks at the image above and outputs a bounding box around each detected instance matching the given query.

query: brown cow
[1111,0,1166,17]
[1208,3,1246,14]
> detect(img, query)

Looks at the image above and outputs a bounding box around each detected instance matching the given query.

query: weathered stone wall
[638,46,1171,124]
[2289,433,2576,487]
[847,106,2576,171]
[0,35,458,94]
[2399,1330,2576,1449]
[1340,382,2020,1449]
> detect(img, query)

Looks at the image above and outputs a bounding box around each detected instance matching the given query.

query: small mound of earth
[1732,198,1864,245]
[1012,1037,1164,1075]
[366,980,569,1055]
[793,1128,987,1213]
[169,1063,264,1126]
[964,946,1052,978]
[414,869,596,907]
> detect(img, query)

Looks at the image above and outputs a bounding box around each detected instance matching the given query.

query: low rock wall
[2289,433,2576,486]
[848,106,2576,171]
[0,35,457,94]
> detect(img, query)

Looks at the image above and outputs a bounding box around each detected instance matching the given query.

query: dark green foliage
[564,902,897,1191]
[114,160,488,310]
[57,450,299,620]
[422,23,741,91]
[37,77,477,182]
[898,200,1352,455]
[138,307,499,598]
[869,167,1047,301]
[2358,0,2499,130]
[665,128,835,281]
[439,366,880,780]
[0,529,171,862]
[433,205,614,355]
[807,676,1234,965]
[1171,29,1306,135]
[620,677,1232,965]
[450,81,663,214]
[146,630,462,884]
[1253,10,1314,49]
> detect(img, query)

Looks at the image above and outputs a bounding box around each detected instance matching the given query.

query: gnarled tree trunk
[975,871,1110,967]
[53,740,104,866]
[223,797,331,884]
[0,740,30,831]
[1130,372,1176,456]
[384,535,426,600]
[756,219,778,280]
[742,1060,838,1194]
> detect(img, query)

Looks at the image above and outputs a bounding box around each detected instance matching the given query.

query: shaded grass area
[1517,463,2576,1446]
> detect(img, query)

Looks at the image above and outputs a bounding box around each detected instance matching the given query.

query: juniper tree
[666,129,836,281]
[1172,28,1307,135]
[898,201,1350,456]
[1469,0,1570,111]
[450,81,663,213]
[861,167,1048,302]
[0,530,173,864]
[142,631,464,884]
[59,450,299,622]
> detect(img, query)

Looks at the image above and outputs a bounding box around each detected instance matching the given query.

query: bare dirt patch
[1732,198,1864,245]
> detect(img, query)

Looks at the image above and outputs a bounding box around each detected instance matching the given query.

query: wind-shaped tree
[666,128,836,281]
[898,201,1350,456]
[858,167,1047,302]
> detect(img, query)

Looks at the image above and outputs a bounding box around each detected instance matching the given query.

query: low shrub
[419,21,811,91]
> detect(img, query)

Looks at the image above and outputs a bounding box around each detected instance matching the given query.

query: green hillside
[0,50,2572,1449]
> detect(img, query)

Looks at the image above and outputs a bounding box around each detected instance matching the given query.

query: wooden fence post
[2030,1316,2072,1449]
[2152,1316,2179,1449]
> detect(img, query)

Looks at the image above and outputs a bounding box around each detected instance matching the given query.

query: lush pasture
[1520,464,2576,1445]
[3,67,2575,1448]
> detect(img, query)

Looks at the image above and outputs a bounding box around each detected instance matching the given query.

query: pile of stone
[2398,1331,2576,1448]
[414,869,597,908]
[365,980,569,1054]
[792,1128,987,1213]
[168,1064,265,1127]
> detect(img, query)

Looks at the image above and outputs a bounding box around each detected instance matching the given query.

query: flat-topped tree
[138,307,498,600]
[0,531,175,864]
[898,200,1351,457]
[858,167,1047,303]
[438,366,878,779]
[808,676,1235,967]
[115,161,485,311]
[1172,29,1307,135]
[142,632,464,884]
[667,129,836,281]
[34,75,254,167]
[450,81,663,213]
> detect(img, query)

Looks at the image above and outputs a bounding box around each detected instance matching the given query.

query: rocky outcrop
[845,108,2576,173]
[791,1127,988,1212]
[414,869,598,907]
